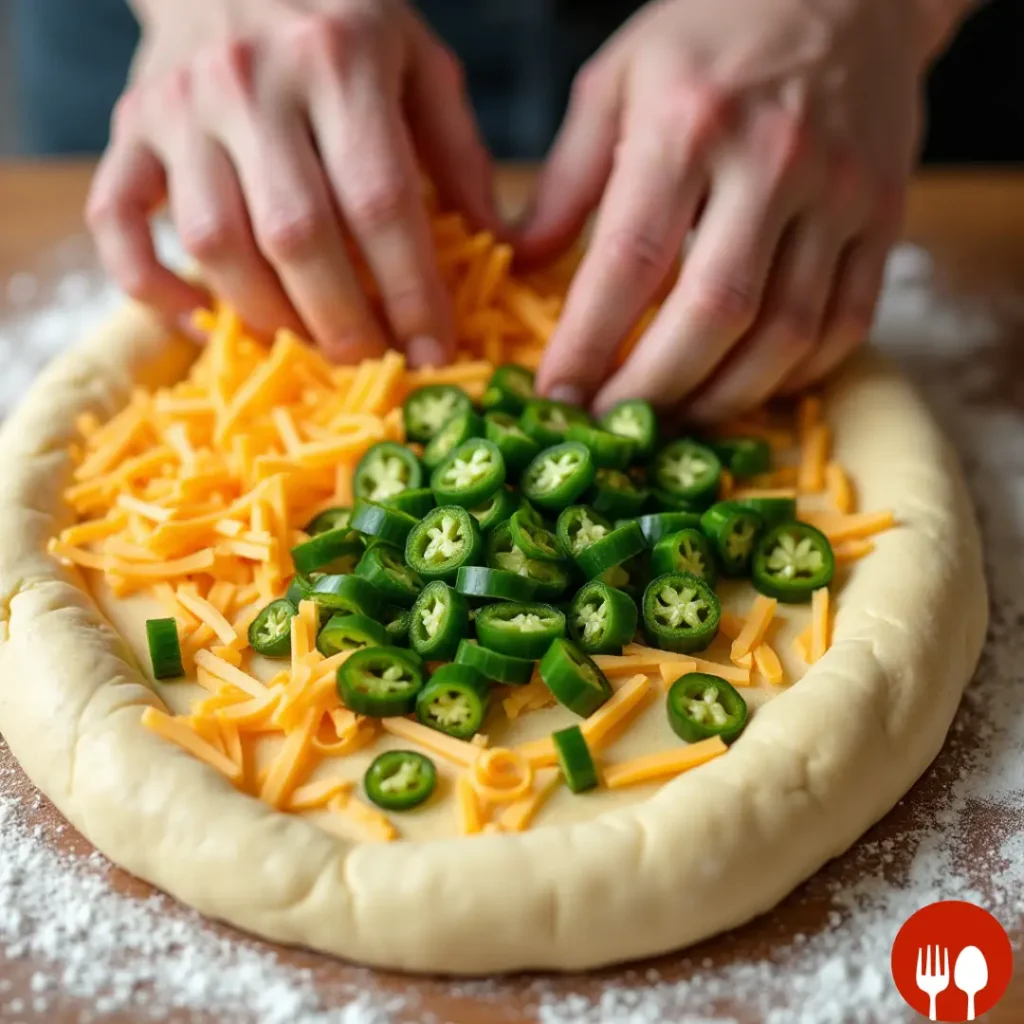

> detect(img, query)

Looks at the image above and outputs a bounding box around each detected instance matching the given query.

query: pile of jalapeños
[149,364,839,813]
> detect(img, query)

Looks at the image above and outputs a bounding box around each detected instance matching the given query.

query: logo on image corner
[890,900,1012,1022]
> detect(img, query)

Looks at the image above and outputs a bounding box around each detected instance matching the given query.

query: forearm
[914,0,979,61]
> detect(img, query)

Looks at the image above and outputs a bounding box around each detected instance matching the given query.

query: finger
[514,61,623,265]
[687,218,843,421]
[224,114,388,364]
[535,104,712,404]
[593,166,796,414]
[86,140,207,322]
[164,133,304,339]
[781,233,890,392]
[405,24,499,232]
[310,62,453,368]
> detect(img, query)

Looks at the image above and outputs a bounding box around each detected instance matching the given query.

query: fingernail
[547,384,585,406]
[407,335,447,369]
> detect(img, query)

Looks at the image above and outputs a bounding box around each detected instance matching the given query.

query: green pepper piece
[402,385,472,443]
[308,573,383,618]
[409,581,470,661]
[469,486,517,533]
[146,617,184,679]
[364,750,436,810]
[650,487,716,514]
[700,501,765,577]
[380,487,435,518]
[422,409,485,470]
[354,543,423,607]
[667,672,749,744]
[642,571,721,654]
[651,528,719,587]
[350,500,419,548]
[552,725,598,793]
[316,613,388,656]
[556,505,612,558]
[405,505,483,582]
[651,440,721,506]
[568,580,638,654]
[635,512,703,548]
[455,565,538,603]
[599,399,658,459]
[353,441,423,502]
[709,437,772,478]
[565,422,636,470]
[539,638,612,717]
[337,646,424,717]
[431,438,506,508]
[519,399,590,448]
[734,496,797,529]
[304,506,351,535]
[509,509,564,562]
[416,664,491,739]
[751,521,834,603]
[290,527,364,575]
[486,521,571,601]
[574,520,646,579]
[456,639,534,685]
[600,550,650,599]
[246,599,298,658]
[481,364,536,415]
[383,605,412,647]
[517,495,545,528]
[521,441,596,510]
[588,468,649,519]
[474,601,567,660]
[484,411,542,472]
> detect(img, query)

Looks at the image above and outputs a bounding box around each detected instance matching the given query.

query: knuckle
[256,206,324,261]
[345,176,412,234]
[778,306,820,354]
[162,67,194,111]
[653,80,729,146]
[111,90,143,136]
[872,180,907,233]
[178,216,239,262]
[432,44,465,92]
[288,10,380,72]
[85,185,123,231]
[116,262,159,303]
[826,148,866,210]
[600,229,669,281]
[198,39,256,100]
[687,274,759,333]
[570,60,609,109]
[759,111,813,182]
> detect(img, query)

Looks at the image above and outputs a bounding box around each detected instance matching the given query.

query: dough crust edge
[0,303,987,973]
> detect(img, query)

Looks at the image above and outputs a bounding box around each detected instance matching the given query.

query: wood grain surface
[1,162,1023,1022]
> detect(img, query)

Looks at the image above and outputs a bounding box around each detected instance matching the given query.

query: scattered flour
[0,241,1022,1023]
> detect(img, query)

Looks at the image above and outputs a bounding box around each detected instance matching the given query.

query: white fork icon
[916,945,950,1021]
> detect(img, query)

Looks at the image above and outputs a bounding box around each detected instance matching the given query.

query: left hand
[518,0,943,420]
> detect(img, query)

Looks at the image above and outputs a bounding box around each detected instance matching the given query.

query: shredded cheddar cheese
[602,737,728,789]
[730,595,778,661]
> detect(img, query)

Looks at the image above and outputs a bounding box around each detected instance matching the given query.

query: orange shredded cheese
[471,748,533,803]
[833,538,876,563]
[602,736,728,789]
[797,422,830,494]
[456,774,485,835]
[792,624,813,663]
[497,769,561,833]
[328,793,398,843]
[825,461,855,514]
[175,586,237,645]
[660,657,751,688]
[800,509,895,543]
[141,706,242,783]
[753,642,785,685]
[810,587,831,663]
[287,776,353,812]
[581,674,652,750]
[259,706,319,809]
[381,718,479,767]
[730,595,778,661]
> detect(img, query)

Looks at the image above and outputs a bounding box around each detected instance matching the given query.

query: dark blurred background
[0,0,1022,162]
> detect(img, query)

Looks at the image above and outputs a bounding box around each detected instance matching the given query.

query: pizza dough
[0,303,986,973]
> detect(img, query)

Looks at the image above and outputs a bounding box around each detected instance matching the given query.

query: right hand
[87,0,497,366]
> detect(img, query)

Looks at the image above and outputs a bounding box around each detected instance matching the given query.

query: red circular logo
[891,901,1012,1022]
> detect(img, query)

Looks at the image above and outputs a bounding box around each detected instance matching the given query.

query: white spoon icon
[954,945,988,1021]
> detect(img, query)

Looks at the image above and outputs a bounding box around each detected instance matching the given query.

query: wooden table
[1,161,1024,1023]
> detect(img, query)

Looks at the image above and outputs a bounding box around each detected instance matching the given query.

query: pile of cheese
[50,209,894,842]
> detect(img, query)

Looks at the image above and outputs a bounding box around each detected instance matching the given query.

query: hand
[521,0,958,420]
[87,0,497,366]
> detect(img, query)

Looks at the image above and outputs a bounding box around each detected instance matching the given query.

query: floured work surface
[0,242,1020,1020]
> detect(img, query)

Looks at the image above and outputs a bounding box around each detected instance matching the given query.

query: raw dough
[0,303,986,972]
